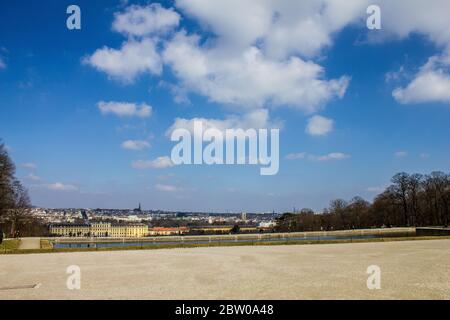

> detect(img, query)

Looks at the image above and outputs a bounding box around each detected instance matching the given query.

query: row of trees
[276,172,450,232]
[0,141,45,237]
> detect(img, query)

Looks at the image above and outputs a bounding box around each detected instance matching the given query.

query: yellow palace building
[49,222,148,238]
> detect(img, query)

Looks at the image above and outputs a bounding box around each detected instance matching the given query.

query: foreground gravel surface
[1,239,449,300]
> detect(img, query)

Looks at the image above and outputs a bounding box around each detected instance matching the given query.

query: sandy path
[1,239,449,300]
[17,238,40,250]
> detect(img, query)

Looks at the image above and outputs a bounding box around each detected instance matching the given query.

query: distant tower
[134,203,142,213]
[81,210,89,223]
[241,212,247,221]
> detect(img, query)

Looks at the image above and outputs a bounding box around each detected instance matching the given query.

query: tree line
[0,141,46,237]
[276,172,450,232]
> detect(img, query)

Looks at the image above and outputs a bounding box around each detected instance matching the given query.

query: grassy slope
[40,239,53,249]
[0,239,20,252]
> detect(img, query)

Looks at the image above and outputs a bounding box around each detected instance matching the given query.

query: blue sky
[1,0,449,212]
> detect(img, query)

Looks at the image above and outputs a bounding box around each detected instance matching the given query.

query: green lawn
[0,239,20,252]
[40,239,53,249]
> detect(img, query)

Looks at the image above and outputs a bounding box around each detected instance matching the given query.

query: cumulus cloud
[175,0,367,58]
[166,109,277,138]
[155,184,180,192]
[393,56,450,104]
[174,0,450,106]
[97,101,152,118]
[83,38,161,82]
[85,0,450,114]
[163,31,349,112]
[375,0,450,46]
[113,3,180,37]
[121,140,150,150]
[132,156,174,169]
[86,1,364,112]
[305,115,334,136]
[44,183,78,192]
[375,0,450,104]
[158,81,191,104]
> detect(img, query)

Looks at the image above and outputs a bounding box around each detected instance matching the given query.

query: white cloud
[155,184,179,192]
[310,152,350,162]
[45,183,78,192]
[385,66,406,83]
[420,153,430,159]
[121,140,150,151]
[393,59,450,104]
[174,0,450,106]
[97,101,152,118]
[85,0,450,114]
[21,162,37,169]
[26,173,41,181]
[285,152,349,162]
[166,109,277,138]
[113,3,180,37]
[84,38,161,82]
[375,1,450,46]
[0,57,5,69]
[285,153,306,160]
[158,81,191,104]
[305,115,334,136]
[132,156,174,169]
[175,0,367,58]
[163,31,349,112]
[367,186,386,193]
[394,151,407,158]
[86,1,356,113]
[375,0,450,104]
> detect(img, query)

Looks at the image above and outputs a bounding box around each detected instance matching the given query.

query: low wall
[46,227,416,244]
[416,227,450,237]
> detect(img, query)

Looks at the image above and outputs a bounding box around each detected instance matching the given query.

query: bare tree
[0,140,33,237]
[391,172,411,226]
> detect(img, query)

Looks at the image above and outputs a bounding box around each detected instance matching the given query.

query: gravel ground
[0,239,449,300]
[18,238,41,250]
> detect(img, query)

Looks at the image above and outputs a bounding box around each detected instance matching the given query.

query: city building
[49,222,148,238]
[148,227,189,236]
[133,203,142,213]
